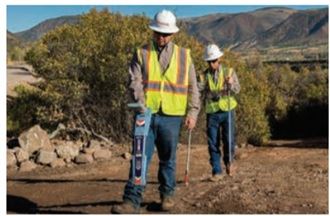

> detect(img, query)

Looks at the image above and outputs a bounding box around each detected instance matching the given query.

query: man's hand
[185,116,196,130]
[225,76,234,85]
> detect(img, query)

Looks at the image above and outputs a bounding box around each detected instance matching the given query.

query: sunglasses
[154,31,173,37]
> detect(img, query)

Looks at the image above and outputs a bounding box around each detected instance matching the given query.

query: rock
[83,147,96,154]
[7,147,21,154]
[83,143,101,154]
[19,161,37,172]
[76,141,85,150]
[18,125,52,155]
[75,154,94,164]
[122,152,131,160]
[50,158,66,168]
[64,158,72,163]
[89,140,102,149]
[93,149,112,161]
[36,150,57,165]
[15,148,29,163]
[194,202,202,208]
[55,142,80,160]
[7,150,17,167]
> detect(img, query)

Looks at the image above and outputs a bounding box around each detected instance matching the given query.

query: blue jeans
[123,114,183,208]
[207,110,235,175]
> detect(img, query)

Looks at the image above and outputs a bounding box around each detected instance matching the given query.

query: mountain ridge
[9,7,328,53]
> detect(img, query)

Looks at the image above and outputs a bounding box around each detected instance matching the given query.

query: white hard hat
[149,10,179,34]
[204,44,224,61]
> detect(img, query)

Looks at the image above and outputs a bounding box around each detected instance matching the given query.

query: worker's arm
[128,51,145,106]
[186,63,201,130]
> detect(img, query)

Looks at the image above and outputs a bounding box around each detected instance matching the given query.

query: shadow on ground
[266,139,328,149]
[7,194,86,214]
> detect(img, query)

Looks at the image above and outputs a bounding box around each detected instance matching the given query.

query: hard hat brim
[204,53,224,61]
[149,24,179,34]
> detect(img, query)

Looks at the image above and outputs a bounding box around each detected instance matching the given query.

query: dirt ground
[7,139,328,214]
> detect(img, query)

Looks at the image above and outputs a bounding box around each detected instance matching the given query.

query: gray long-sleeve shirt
[128,41,201,120]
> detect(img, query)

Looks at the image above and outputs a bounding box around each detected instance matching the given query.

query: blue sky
[7,5,328,33]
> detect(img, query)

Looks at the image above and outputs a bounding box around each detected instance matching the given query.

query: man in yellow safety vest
[198,44,240,182]
[112,10,200,213]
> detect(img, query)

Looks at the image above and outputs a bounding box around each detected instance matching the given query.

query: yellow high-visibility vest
[205,66,237,113]
[137,42,192,115]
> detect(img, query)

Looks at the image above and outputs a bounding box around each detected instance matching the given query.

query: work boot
[209,174,224,182]
[225,163,236,176]
[161,196,175,211]
[111,201,139,214]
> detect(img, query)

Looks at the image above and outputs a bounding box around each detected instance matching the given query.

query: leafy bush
[273,65,328,138]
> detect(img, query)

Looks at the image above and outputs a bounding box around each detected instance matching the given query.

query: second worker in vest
[111,10,200,214]
[198,44,240,182]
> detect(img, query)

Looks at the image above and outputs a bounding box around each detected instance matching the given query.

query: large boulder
[55,142,80,160]
[18,125,52,155]
[36,150,57,165]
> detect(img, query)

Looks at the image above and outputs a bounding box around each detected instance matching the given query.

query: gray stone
[19,161,37,172]
[93,149,112,161]
[7,150,17,167]
[18,125,52,155]
[15,148,29,163]
[50,158,66,168]
[37,150,57,165]
[75,154,94,164]
[55,142,80,160]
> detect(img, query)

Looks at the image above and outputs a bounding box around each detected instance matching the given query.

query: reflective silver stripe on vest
[177,48,187,85]
[145,82,187,94]
[164,83,188,94]
[146,82,161,91]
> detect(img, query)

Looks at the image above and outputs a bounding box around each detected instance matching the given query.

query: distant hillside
[181,7,296,48]
[15,15,80,42]
[7,30,23,51]
[9,7,328,56]
[236,8,328,49]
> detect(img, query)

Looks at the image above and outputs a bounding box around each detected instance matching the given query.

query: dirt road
[7,139,328,214]
[7,64,36,96]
